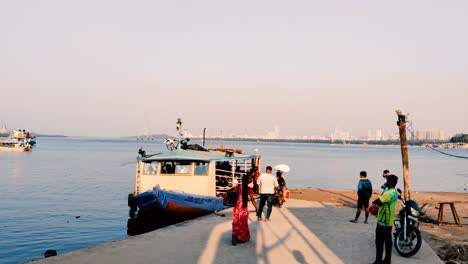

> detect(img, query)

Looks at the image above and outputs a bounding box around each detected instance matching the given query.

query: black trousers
[375,225,393,264]
[256,194,274,219]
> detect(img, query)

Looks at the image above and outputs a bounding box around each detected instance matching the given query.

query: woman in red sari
[232,173,258,245]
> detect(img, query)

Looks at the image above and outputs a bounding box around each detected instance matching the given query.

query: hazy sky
[1,1,467,137]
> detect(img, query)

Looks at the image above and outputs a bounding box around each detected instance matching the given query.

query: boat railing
[215,169,248,176]
[215,175,233,179]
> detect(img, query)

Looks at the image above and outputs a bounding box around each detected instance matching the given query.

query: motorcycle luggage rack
[437,202,462,227]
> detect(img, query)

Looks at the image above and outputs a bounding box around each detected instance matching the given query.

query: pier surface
[35,199,442,264]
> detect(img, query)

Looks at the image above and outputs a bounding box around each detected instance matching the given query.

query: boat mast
[176,118,183,149]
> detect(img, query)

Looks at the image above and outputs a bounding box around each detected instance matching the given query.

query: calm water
[0,137,467,263]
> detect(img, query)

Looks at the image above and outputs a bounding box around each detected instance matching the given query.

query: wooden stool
[437,202,462,226]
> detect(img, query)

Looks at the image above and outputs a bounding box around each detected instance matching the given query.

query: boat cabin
[135,149,260,197]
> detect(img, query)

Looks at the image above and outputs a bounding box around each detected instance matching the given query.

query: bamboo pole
[396,110,411,201]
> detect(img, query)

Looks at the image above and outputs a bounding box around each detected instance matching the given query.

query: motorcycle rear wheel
[394,225,422,257]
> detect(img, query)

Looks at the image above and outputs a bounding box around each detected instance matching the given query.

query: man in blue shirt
[350,171,373,224]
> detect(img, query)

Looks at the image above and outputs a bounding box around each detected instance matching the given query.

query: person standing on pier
[380,170,391,193]
[350,171,373,224]
[250,167,260,194]
[256,166,278,221]
[274,170,287,208]
[372,175,399,264]
[232,173,258,245]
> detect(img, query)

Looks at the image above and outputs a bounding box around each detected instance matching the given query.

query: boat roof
[141,149,259,163]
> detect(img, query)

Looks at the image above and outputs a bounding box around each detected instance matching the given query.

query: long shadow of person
[293,250,307,264]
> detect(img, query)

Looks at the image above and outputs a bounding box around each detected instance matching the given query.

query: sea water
[0,137,467,263]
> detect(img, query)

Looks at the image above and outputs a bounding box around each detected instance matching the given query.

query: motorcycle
[393,188,427,257]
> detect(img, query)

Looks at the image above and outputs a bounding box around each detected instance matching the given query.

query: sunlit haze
[1,1,467,138]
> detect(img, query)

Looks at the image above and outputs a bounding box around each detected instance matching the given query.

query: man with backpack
[350,171,373,224]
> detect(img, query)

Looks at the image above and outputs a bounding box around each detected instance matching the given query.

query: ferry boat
[0,141,32,152]
[0,128,34,152]
[127,119,260,235]
[11,129,36,146]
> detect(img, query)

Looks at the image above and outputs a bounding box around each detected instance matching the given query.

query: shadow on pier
[35,200,441,264]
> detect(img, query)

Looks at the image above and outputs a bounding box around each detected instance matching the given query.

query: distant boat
[0,128,36,152]
[0,141,31,152]
[5,129,36,146]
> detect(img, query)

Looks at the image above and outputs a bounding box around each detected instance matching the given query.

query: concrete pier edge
[34,199,442,264]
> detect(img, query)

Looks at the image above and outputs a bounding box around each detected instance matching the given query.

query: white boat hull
[0,145,31,152]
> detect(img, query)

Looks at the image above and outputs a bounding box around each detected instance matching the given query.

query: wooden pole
[203,128,206,146]
[396,110,411,201]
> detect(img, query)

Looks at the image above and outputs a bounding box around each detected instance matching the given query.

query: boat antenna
[203,128,206,146]
[176,118,183,138]
[164,118,184,151]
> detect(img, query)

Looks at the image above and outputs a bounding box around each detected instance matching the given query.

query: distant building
[412,130,447,141]
[330,123,351,142]
[330,130,351,142]
[265,126,280,139]
[375,129,383,141]
[367,129,386,141]
[389,133,400,140]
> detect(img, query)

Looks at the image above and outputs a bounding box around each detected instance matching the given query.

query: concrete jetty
[35,199,442,264]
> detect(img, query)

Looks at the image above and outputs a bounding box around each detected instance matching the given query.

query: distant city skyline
[190,126,451,141]
[0,118,459,141]
[1,1,467,137]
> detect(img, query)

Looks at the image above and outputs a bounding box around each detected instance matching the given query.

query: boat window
[161,162,175,174]
[174,162,191,175]
[194,162,208,176]
[143,162,158,175]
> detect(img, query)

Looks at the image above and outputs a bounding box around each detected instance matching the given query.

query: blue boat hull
[127,185,229,235]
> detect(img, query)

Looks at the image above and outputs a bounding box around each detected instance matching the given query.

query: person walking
[256,166,278,221]
[372,175,399,264]
[350,171,373,224]
[232,173,258,245]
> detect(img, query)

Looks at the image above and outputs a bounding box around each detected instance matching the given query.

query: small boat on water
[0,141,32,152]
[127,119,261,235]
[0,127,36,151]
[10,129,36,146]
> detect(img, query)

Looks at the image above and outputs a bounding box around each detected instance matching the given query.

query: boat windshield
[194,162,209,176]
[143,161,158,174]
[175,162,191,174]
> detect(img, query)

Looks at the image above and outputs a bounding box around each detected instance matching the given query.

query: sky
[0,0,467,137]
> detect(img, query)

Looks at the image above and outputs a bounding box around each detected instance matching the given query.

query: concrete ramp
[35,199,442,264]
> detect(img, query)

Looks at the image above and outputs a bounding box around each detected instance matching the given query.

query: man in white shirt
[256,166,278,221]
